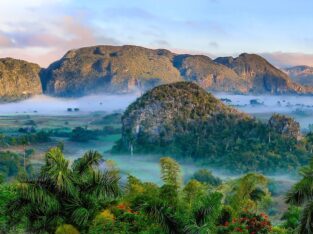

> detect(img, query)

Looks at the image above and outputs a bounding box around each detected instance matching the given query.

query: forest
[0,145,312,234]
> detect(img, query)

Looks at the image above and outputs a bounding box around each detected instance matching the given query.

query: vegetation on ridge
[115,82,313,173]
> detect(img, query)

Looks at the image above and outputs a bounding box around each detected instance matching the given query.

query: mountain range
[284,65,313,87]
[1,45,313,102]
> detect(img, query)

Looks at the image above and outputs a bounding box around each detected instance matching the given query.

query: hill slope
[114,82,311,173]
[0,58,42,102]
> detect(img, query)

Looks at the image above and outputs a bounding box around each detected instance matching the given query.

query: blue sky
[0,0,312,67]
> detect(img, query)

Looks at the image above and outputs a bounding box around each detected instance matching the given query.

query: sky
[0,0,312,68]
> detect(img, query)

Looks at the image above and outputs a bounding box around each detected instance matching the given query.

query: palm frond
[18,182,60,213]
[82,170,120,198]
[297,201,313,234]
[192,192,222,227]
[286,178,313,206]
[71,207,90,227]
[72,151,102,175]
[141,199,180,234]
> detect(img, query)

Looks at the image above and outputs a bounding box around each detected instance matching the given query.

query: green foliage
[0,184,18,232]
[7,148,120,233]
[191,169,222,186]
[71,127,94,142]
[117,82,313,173]
[226,173,269,214]
[0,130,51,147]
[286,158,313,233]
[160,157,182,189]
[2,152,283,234]
[281,206,301,230]
[0,151,32,179]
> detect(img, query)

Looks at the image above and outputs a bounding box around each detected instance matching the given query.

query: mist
[0,93,139,115]
[214,93,313,130]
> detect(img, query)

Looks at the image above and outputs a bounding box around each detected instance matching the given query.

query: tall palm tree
[286,158,313,234]
[7,148,120,233]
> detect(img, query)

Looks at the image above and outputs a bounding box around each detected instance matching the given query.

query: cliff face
[42,45,308,97]
[284,65,313,87]
[214,53,309,94]
[0,58,42,102]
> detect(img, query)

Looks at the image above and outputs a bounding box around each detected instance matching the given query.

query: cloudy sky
[0,0,312,67]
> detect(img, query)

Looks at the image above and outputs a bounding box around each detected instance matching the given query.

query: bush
[219,211,272,234]
[192,169,222,186]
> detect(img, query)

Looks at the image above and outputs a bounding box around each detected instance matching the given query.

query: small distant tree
[71,127,93,142]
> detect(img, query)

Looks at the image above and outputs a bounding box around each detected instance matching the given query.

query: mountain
[284,65,313,86]
[41,45,182,97]
[214,53,309,94]
[0,58,42,102]
[113,82,310,172]
[41,45,249,97]
[1,45,312,101]
[42,45,307,97]
[173,54,248,93]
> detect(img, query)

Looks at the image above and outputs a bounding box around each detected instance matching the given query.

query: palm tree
[227,173,268,214]
[137,157,222,234]
[286,159,313,234]
[7,148,120,233]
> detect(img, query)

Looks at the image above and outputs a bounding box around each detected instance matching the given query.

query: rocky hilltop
[114,82,311,172]
[214,53,309,94]
[0,58,42,102]
[284,65,313,87]
[41,45,308,97]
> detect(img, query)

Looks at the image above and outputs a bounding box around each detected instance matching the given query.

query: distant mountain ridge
[284,65,313,87]
[214,53,307,94]
[0,58,42,102]
[1,45,313,101]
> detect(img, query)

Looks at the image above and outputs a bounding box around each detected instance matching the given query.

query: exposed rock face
[0,58,42,102]
[214,53,309,94]
[41,45,182,97]
[42,45,308,97]
[2,45,312,101]
[284,65,313,87]
[268,114,301,140]
[120,81,249,151]
[173,55,249,93]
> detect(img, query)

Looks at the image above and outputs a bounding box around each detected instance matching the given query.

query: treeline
[115,113,313,173]
[0,148,310,233]
[0,131,51,147]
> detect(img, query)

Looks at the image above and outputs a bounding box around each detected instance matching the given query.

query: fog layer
[0,94,139,115]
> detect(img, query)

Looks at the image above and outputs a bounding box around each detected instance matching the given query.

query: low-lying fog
[0,93,139,115]
[215,93,313,130]
[1,92,306,188]
[1,92,313,129]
